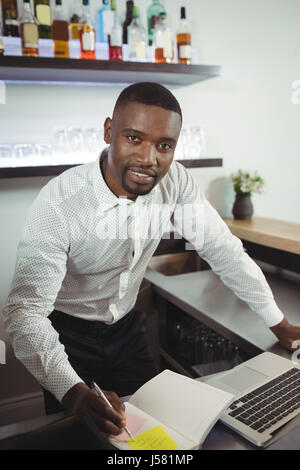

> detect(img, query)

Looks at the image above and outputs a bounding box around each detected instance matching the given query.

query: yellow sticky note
[127,425,179,450]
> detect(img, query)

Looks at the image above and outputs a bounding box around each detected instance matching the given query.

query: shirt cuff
[257,302,285,328]
[44,361,84,403]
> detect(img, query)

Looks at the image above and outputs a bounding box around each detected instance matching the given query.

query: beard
[121,169,158,196]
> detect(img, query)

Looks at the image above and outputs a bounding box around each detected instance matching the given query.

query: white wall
[2,0,299,222]
[0,0,300,400]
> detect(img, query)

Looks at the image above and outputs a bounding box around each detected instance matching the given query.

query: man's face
[103,101,182,200]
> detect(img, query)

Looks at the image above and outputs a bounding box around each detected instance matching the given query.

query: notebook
[109,369,234,450]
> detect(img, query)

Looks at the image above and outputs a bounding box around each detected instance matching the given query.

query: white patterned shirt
[3,154,284,402]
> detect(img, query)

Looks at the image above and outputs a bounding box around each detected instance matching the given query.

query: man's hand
[270,318,300,351]
[62,382,126,437]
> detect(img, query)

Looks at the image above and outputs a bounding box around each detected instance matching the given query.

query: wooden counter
[223,217,300,255]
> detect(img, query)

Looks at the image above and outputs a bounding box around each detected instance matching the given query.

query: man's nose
[136,143,157,166]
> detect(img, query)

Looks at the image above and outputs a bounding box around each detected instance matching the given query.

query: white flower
[231,169,264,195]
[253,182,263,194]
[241,182,252,193]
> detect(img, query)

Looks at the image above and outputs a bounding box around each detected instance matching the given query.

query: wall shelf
[0,158,222,179]
[0,56,221,86]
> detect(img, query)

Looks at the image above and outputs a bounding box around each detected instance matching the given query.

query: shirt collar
[92,149,158,214]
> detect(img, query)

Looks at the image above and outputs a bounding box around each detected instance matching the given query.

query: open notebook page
[129,370,234,445]
[109,402,198,450]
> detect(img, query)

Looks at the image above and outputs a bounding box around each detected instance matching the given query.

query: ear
[104,117,112,144]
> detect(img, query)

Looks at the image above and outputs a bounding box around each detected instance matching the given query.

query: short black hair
[113,82,182,121]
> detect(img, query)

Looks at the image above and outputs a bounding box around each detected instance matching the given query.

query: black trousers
[43,309,158,415]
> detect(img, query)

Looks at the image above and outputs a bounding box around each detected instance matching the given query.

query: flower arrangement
[230,169,265,195]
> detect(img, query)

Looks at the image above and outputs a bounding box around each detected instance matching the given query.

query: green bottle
[147,0,165,46]
[34,0,52,38]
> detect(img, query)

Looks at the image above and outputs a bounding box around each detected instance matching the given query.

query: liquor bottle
[128,6,146,62]
[79,0,96,60]
[1,0,19,37]
[69,0,82,40]
[0,20,4,55]
[147,0,165,46]
[122,0,133,45]
[34,0,51,39]
[19,0,39,57]
[154,13,173,64]
[52,0,69,58]
[97,0,112,43]
[177,7,191,64]
[108,0,122,61]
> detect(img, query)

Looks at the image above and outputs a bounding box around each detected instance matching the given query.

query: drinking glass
[174,132,184,160]
[169,321,183,346]
[180,128,190,159]
[189,126,206,158]
[68,127,85,163]
[68,127,84,152]
[14,144,35,166]
[84,128,105,159]
[34,144,53,166]
[179,326,195,366]
[195,334,206,364]
[0,145,13,167]
[232,345,241,366]
[53,127,70,164]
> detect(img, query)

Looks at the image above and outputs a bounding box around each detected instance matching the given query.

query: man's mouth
[127,169,156,185]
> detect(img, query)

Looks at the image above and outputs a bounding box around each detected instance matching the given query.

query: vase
[232,193,253,220]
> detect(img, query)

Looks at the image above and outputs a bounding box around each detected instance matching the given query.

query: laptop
[205,352,300,447]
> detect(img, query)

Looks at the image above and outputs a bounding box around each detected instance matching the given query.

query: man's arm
[3,192,126,436]
[3,195,83,400]
[172,164,300,349]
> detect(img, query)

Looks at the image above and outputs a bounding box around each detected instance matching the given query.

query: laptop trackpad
[219,366,269,394]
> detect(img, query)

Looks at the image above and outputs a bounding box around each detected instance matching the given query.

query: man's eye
[127,135,139,142]
[158,143,172,150]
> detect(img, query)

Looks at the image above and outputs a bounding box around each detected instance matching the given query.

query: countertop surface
[223,217,300,255]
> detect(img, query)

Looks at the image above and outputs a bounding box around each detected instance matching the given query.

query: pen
[91,381,135,442]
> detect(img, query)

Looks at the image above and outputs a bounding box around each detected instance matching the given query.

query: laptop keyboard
[227,367,300,434]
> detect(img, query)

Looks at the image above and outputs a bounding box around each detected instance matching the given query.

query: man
[4,82,300,440]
